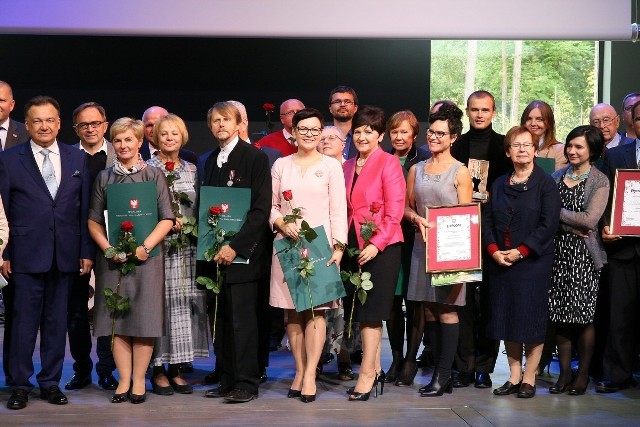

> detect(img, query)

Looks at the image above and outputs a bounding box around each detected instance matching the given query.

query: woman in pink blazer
[343,106,405,401]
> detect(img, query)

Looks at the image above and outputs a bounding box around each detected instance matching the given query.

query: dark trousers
[603,256,640,384]
[67,273,115,376]
[2,284,14,384]
[455,282,499,374]
[215,280,260,394]
[9,269,72,392]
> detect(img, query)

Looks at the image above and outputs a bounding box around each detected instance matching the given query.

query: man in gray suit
[64,102,118,391]
[0,81,28,151]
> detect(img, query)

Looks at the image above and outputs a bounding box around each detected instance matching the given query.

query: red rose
[300,247,310,259]
[209,206,223,216]
[121,221,134,232]
[282,190,293,201]
[370,202,382,214]
[263,103,275,112]
[165,161,175,171]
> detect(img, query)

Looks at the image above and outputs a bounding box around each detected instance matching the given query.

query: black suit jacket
[199,140,272,284]
[451,128,510,189]
[601,141,640,259]
[3,119,28,150]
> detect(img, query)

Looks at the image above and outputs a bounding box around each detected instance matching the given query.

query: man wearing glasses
[63,102,118,392]
[621,92,640,140]
[589,103,633,149]
[256,98,305,157]
[328,86,359,160]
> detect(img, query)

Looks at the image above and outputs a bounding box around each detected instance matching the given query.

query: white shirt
[606,133,622,149]
[147,142,160,157]
[31,140,62,186]
[217,136,239,167]
[0,117,10,150]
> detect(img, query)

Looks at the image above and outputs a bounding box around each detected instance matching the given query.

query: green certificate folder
[273,225,346,312]
[535,157,555,174]
[197,186,250,263]
[106,181,160,257]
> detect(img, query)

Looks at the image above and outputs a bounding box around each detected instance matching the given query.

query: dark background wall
[0,35,431,154]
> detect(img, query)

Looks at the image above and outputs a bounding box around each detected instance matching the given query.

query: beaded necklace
[567,165,591,181]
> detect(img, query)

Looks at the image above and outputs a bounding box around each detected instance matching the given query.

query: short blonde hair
[110,117,144,141]
[153,113,189,148]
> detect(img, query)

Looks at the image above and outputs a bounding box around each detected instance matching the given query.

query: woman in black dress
[482,125,560,398]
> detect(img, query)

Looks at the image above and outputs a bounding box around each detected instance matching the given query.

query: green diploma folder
[106,181,159,257]
[535,157,555,174]
[197,186,250,263]
[273,225,346,312]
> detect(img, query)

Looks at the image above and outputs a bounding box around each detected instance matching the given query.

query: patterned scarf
[113,154,147,176]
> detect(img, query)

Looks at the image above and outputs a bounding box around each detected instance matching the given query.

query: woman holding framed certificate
[483,125,560,398]
[404,103,473,397]
[88,118,174,404]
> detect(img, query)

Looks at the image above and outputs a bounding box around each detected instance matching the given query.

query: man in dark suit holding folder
[199,101,271,403]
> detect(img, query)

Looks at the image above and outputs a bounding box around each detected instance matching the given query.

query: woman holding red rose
[270,108,347,402]
[342,106,405,401]
[146,113,208,396]
[88,118,174,403]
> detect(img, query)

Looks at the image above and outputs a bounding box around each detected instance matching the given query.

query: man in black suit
[64,102,118,391]
[0,96,94,410]
[141,105,198,164]
[451,90,510,389]
[0,80,28,386]
[200,101,271,403]
[596,100,640,393]
[0,81,28,151]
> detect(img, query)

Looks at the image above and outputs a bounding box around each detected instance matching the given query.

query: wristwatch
[142,244,152,255]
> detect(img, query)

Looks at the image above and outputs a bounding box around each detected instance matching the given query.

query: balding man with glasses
[590,103,634,150]
[256,99,305,157]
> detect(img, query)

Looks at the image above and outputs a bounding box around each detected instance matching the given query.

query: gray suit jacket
[73,139,116,168]
[552,166,609,269]
[3,118,28,150]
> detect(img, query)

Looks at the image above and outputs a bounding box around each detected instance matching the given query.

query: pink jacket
[343,147,405,251]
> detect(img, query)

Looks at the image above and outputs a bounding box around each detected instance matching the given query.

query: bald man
[0,81,28,151]
[589,103,634,149]
[255,99,305,157]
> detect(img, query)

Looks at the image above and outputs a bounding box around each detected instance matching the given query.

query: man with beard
[328,86,359,160]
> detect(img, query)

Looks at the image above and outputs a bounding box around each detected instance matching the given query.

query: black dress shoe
[595,380,626,393]
[517,383,536,398]
[338,362,355,381]
[65,373,92,390]
[549,381,571,394]
[7,389,28,410]
[259,370,268,384]
[395,361,418,387]
[224,388,258,403]
[40,385,68,405]
[420,372,453,397]
[130,392,146,404]
[453,372,473,388]
[493,381,521,396]
[179,362,194,374]
[287,389,302,398]
[474,373,492,388]
[204,369,221,385]
[111,390,130,403]
[205,386,232,398]
[567,379,589,396]
[300,393,316,403]
[98,372,119,391]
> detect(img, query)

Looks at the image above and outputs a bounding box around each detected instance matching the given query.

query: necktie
[288,137,296,146]
[41,148,58,198]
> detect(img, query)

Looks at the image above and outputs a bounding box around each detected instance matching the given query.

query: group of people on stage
[0,79,639,410]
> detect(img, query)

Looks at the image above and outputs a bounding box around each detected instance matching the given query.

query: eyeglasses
[320,135,344,143]
[510,143,535,150]
[74,121,106,131]
[426,129,451,139]
[590,116,617,126]
[330,99,355,106]
[296,127,322,136]
[280,110,300,117]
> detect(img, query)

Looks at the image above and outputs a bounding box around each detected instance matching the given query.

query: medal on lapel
[227,170,235,187]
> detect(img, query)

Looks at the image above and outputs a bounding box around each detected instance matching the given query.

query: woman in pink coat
[343,106,405,401]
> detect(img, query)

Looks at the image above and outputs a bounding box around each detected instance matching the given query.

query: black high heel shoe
[348,373,379,401]
[150,376,173,396]
[300,393,316,403]
[168,377,193,394]
[130,392,147,404]
[377,370,386,396]
[567,379,589,396]
[111,389,130,403]
[549,381,571,394]
[420,372,453,397]
[395,361,418,387]
[287,389,302,398]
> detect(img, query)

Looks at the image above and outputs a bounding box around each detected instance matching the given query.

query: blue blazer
[0,142,95,273]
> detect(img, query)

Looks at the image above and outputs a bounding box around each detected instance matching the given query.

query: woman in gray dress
[147,114,209,396]
[405,104,473,397]
[89,118,174,404]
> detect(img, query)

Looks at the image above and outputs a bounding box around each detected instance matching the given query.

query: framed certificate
[425,203,482,273]
[610,169,640,236]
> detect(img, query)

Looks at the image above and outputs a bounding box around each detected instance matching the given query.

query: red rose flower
[263,103,275,112]
[165,161,175,171]
[121,221,134,232]
[300,247,310,259]
[209,206,223,216]
[282,190,293,201]
[370,202,382,214]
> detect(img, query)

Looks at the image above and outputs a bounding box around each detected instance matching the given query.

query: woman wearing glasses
[269,108,348,403]
[384,111,431,387]
[521,100,567,171]
[342,106,405,401]
[482,126,560,398]
[404,104,472,397]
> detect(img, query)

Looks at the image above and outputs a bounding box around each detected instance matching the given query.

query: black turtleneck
[468,125,493,161]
